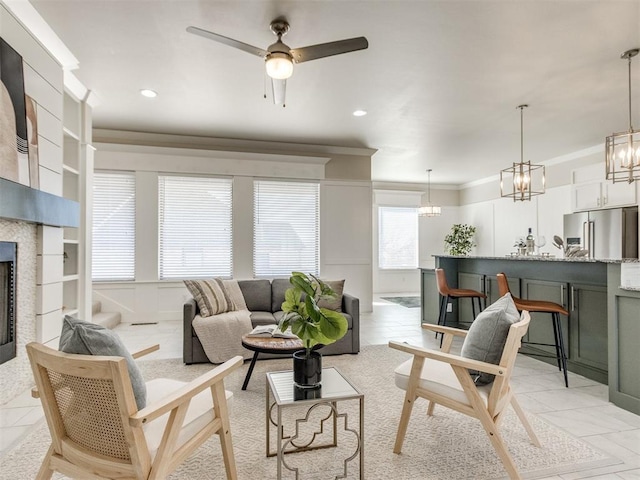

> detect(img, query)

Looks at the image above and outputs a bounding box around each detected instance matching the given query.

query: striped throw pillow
[184,278,232,317]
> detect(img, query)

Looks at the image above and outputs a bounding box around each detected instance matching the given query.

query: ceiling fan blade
[271,78,286,106]
[290,37,368,63]
[186,26,267,58]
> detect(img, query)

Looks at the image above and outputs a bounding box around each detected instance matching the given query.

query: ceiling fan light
[265,53,293,79]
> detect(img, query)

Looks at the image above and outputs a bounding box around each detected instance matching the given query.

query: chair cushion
[143,378,233,460]
[317,279,345,312]
[184,279,233,317]
[59,316,147,410]
[239,279,272,312]
[460,292,520,385]
[394,357,491,406]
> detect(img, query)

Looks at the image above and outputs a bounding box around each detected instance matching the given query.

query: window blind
[92,172,136,281]
[158,175,232,279]
[378,206,419,269]
[253,180,319,277]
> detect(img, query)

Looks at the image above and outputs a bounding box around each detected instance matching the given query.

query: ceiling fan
[186,18,368,106]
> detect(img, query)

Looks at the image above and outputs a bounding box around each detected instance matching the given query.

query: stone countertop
[620,286,640,291]
[432,255,640,264]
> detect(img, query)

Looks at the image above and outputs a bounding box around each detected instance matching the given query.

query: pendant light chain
[628,53,634,131]
[520,105,524,163]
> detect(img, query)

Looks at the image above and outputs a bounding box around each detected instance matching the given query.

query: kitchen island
[422,255,640,414]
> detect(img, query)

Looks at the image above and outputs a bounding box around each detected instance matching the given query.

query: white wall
[460,186,572,257]
[459,201,495,256]
[321,181,373,310]
[92,141,374,320]
[418,206,459,268]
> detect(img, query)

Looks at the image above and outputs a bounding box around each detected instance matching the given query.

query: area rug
[0,345,618,480]
[381,296,421,308]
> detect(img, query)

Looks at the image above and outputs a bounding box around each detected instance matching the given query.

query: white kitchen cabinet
[603,181,637,208]
[573,181,602,211]
[571,164,637,212]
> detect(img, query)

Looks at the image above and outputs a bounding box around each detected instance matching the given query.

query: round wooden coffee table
[241,335,304,390]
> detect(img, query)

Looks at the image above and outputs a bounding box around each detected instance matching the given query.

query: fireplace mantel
[0,178,79,227]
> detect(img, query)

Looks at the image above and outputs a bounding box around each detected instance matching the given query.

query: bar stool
[497,272,570,387]
[435,268,486,331]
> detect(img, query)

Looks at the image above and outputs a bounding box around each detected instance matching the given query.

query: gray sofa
[183,278,360,364]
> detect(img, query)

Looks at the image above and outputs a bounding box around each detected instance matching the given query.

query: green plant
[444,224,476,256]
[279,272,348,356]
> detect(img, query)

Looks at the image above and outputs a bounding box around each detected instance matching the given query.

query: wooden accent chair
[26,342,242,480]
[435,268,486,329]
[389,311,540,480]
[497,272,570,387]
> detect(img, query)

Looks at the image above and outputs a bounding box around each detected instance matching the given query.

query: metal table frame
[266,367,364,479]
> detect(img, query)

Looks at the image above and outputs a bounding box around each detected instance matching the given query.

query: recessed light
[140,89,158,98]
[352,109,367,117]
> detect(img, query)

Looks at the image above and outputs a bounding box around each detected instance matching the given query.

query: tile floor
[1,294,639,479]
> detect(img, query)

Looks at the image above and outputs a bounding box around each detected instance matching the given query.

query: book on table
[247,324,298,339]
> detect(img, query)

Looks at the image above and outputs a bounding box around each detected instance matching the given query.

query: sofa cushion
[273,311,353,329]
[271,278,291,312]
[460,293,520,385]
[59,316,147,410]
[184,279,232,317]
[223,279,247,311]
[238,280,272,312]
[250,311,278,326]
[317,279,345,312]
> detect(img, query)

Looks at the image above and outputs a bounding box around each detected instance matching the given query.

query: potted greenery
[444,224,476,256]
[279,272,348,388]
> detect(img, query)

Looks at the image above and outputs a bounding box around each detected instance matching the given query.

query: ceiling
[30,1,640,186]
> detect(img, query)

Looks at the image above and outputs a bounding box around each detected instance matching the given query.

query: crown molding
[93,129,377,158]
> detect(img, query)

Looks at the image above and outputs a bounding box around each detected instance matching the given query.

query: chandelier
[418,169,441,217]
[605,48,639,184]
[500,105,545,201]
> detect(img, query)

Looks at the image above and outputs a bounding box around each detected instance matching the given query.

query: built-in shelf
[61,89,92,322]
[62,127,80,141]
[63,164,79,175]
[62,307,78,317]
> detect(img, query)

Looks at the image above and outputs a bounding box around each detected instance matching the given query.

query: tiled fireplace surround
[0,218,37,404]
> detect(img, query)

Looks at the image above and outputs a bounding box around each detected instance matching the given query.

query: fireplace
[0,241,16,365]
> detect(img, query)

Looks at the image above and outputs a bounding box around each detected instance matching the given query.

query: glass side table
[266,367,364,479]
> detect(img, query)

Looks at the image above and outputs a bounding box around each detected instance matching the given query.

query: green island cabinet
[607,264,640,415]
[421,256,639,414]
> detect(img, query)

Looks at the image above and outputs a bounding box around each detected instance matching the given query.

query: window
[92,172,136,281]
[158,175,232,279]
[378,206,418,269]
[254,180,319,277]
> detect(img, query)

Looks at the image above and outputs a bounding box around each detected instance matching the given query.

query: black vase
[293,350,322,388]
